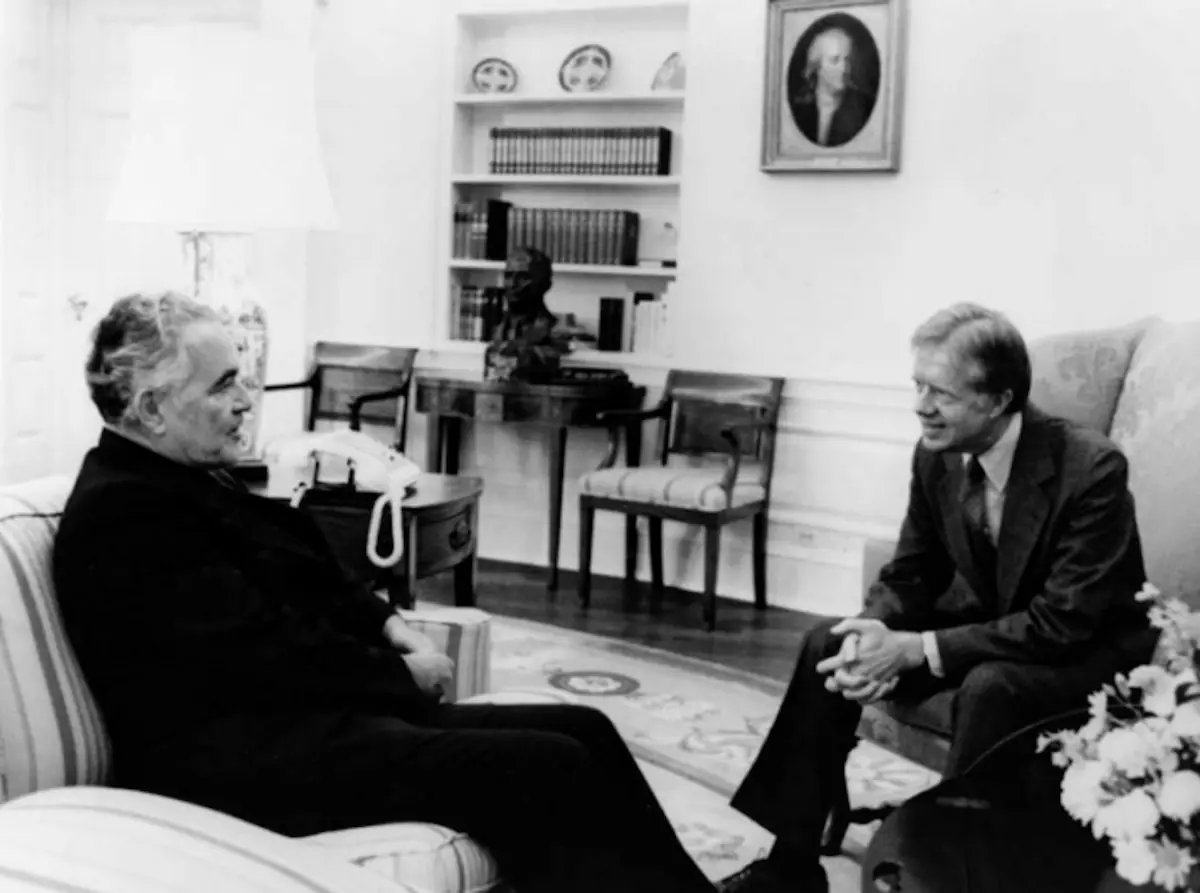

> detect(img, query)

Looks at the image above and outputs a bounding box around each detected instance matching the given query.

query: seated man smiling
[53,291,717,893]
[720,303,1160,893]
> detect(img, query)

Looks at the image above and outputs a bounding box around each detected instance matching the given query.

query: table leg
[546,424,568,591]
[454,502,478,608]
[424,413,443,472]
[404,513,420,608]
[444,417,463,475]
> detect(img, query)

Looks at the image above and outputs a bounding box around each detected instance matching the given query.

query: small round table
[861,769,1112,893]
[250,471,483,609]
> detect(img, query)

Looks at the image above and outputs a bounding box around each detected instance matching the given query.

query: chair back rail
[266,343,418,452]
[656,372,785,475]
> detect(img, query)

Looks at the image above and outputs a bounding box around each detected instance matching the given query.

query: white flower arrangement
[1039,583,1200,891]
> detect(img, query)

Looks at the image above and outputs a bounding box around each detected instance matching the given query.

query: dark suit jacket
[53,429,433,781]
[862,406,1154,680]
[789,87,872,148]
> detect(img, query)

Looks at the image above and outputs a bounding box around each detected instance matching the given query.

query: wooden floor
[418,559,825,683]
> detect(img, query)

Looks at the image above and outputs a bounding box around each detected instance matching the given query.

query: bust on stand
[483,247,570,383]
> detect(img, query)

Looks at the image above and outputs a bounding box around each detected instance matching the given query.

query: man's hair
[910,302,1031,414]
[86,291,220,426]
[804,28,853,85]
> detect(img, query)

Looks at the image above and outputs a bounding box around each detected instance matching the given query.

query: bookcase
[439,0,688,364]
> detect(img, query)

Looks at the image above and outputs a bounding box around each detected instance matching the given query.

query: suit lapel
[995,410,1056,614]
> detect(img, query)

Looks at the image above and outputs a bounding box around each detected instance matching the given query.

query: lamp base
[182,231,269,461]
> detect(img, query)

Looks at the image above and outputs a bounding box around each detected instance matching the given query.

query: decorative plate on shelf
[651,51,686,91]
[558,44,611,93]
[471,57,518,94]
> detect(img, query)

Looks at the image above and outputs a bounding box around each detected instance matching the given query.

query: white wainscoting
[411,348,918,618]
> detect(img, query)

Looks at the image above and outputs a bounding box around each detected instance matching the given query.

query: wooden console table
[250,471,482,610]
[416,373,646,590]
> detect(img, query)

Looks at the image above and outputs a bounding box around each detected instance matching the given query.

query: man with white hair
[54,291,718,893]
[788,25,872,148]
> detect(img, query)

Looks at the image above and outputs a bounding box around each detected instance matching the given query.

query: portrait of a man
[761,0,906,173]
[786,16,880,148]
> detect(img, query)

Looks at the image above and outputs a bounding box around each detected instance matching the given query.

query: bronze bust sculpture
[484,247,570,382]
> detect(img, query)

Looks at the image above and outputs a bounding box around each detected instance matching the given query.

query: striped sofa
[0,475,561,893]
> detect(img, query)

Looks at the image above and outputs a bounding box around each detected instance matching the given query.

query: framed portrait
[760,0,907,173]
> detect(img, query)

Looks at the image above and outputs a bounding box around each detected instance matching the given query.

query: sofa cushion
[580,466,765,511]
[307,823,497,893]
[0,476,110,803]
[398,607,491,703]
[1027,317,1154,434]
[1110,318,1200,608]
[0,785,421,893]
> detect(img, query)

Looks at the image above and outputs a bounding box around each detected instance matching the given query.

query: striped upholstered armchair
[0,475,560,893]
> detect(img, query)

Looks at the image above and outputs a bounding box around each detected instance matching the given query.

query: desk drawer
[414,503,475,578]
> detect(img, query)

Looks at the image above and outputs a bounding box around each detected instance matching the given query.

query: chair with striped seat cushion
[0,474,563,893]
[578,370,785,632]
[580,465,767,511]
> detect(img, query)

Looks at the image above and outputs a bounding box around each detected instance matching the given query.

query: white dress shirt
[922,413,1023,676]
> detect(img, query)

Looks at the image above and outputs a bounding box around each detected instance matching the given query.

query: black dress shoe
[717,859,828,893]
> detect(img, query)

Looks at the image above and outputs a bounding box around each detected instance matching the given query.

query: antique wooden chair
[577,371,785,631]
[263,341,419,452]
[261,342,421,601]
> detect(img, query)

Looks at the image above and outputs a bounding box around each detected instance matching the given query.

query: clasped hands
[383,615,455,699]
[816,618,925,704]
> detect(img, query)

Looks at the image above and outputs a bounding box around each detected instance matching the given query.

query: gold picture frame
[761,0,907,173]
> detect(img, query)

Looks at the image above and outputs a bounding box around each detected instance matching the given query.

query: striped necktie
[963,455,997,590]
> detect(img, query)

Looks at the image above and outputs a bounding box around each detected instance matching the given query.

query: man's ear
[131,387,168,435]
[990,388,1014,419]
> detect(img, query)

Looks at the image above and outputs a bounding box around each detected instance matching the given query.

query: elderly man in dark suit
[719,304,1159,893]
[53,291,717,893]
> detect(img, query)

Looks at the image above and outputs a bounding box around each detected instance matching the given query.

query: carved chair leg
[752,511,767,610]
[648,517,664,614]
[578,504,595,609]
[623,513,638,611]
[702,524,721,632]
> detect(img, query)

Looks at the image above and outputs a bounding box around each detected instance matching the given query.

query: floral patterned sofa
[841,316,1200,824]
[0,475,563,893]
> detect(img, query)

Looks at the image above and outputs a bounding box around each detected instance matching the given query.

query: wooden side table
[249,472,483,609]
[416,372,646,591]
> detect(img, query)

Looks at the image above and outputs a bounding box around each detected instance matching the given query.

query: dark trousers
[128,702,713,893]
[729,618,1156,854]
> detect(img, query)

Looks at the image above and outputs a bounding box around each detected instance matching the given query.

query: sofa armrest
[398,606,491,702]
[0,786,426,893]
[862,537,897,595]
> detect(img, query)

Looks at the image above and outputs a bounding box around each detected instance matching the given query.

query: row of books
[453,201,641,267]
[451,285,503,342]
[488,127,672,176]
[630,293,670,356]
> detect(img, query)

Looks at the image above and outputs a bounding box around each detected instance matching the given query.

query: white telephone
[264,430,422,569]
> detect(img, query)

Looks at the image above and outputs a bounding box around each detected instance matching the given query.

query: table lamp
[106,4,338,461]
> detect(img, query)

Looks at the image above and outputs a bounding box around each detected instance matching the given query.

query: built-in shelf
[426,339,676,370]
[451,258,676,279]
[458,1,688,25]
[455,91,684,108]
[452,174,680,188]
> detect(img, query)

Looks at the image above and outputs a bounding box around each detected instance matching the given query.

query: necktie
[963,456,997,591]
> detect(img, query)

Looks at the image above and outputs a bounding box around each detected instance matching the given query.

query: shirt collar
[964,412,1023,491]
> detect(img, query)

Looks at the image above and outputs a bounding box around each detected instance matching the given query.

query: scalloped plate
[558,43,611,93]
[471,57,518,94]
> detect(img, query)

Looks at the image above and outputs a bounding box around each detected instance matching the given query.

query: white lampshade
[108,24,339,232]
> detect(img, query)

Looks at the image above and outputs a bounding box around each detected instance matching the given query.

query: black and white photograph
[762,0,906,171]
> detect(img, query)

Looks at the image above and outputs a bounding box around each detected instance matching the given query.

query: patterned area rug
[489,616,941,891]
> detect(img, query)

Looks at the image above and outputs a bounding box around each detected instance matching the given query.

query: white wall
[298,0,1200,616]
[672,0,1200,384]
